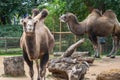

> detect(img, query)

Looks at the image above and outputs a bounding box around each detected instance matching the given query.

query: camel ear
[34,19,39,26]
[20,19,26,26]
[20,19,24,25]
[33,9,48,21]
[39,9,48,20]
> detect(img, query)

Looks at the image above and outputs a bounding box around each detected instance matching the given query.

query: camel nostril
[28,28,33,31]
[29,29,32,31]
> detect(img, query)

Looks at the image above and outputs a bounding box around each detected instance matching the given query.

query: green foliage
[81,0,120,20]
[65,0,89,20]
[37,0,66,31]
[0,25,22,37]
[0,0,40,24]
[1,0,120,54]
[37,0,89,32]
[0,51,22,56]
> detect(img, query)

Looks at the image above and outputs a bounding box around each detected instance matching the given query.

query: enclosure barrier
[0,37,21,53]
[0,34,111,54]
[52,32,77,51]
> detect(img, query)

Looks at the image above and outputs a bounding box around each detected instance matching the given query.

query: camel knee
[40,52,49,69]
[40,52,49,78]
[23,53,34,79]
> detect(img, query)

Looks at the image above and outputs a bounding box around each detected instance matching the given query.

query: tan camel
[60,9,120,58]
[20,9,55,80]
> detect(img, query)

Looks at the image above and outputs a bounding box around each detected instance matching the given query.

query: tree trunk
[3,56,25,77]
[0,16,11,25]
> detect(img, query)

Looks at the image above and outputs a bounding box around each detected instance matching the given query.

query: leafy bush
[0,25,22,37]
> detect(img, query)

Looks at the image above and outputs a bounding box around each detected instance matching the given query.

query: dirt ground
[0,56,120,80]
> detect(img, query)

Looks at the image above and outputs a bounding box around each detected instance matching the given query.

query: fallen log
[53,51,89,56]
[48,60,89,80]
[62,38,85,57]
[97,69,120,80]
[48,38,94,80]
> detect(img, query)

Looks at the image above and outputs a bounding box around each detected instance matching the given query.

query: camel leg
[93,44,100,58]
[108,36,119,58]
[23,50,34,80]
[113,36,119,57]
[89,34,100,58]
[35,60,40,80]
[40,51,49,80]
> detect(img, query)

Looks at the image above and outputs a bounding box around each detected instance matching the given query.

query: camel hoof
[37,78,40,80]
[110,55,115,58]
[94,55,100,58]
[106,54,111,57]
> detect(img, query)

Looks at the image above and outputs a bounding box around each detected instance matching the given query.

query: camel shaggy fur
[20,9,55,80]
[60,9,120,58]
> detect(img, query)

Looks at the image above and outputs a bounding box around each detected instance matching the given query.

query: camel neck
[25,34,36,55]
[67,21,85,36]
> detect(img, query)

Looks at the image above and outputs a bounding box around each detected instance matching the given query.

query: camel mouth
[25,32,35,36]
[59,14,66,22]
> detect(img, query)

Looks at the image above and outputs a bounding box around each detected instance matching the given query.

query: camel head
[21,9,49,36]
[21,16,38,35]
[59,13,78,23]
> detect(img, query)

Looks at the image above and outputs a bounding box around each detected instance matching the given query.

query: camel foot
[94,55,100,58]
[110,55,115,58]
[106,54,111,57]
[37,78,40,80]
[40,77,45,80]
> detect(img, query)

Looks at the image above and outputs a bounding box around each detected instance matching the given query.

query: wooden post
[59,21,62,51]
[99,44,102,55]
[74,35,77,43]
[5,37,7,52]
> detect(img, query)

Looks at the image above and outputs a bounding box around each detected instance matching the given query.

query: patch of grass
[1,74,26,77]
[0,52,22,56]
[0,48,22,56]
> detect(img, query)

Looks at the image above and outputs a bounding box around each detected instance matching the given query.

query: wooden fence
[0,32,77,53]
[52,32,77,51]
[0,35,112,54]
[0,37,21,52]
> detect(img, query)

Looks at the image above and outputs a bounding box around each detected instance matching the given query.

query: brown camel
[20,9,55,80]
[60,9,120,58]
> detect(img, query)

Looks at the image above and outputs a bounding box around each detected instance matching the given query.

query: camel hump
[103,10,116,19]
[92,9,102,16]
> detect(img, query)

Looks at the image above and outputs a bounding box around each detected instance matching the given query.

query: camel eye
[64,16,66,19]
[34,22,37,26]
[68,15,72,19]
[23,22,26,27]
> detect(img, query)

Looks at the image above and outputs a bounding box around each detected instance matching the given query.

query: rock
[96,69,120,80]
[3,56,25,77]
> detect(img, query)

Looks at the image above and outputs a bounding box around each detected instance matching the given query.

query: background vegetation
[0,0,120,55]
